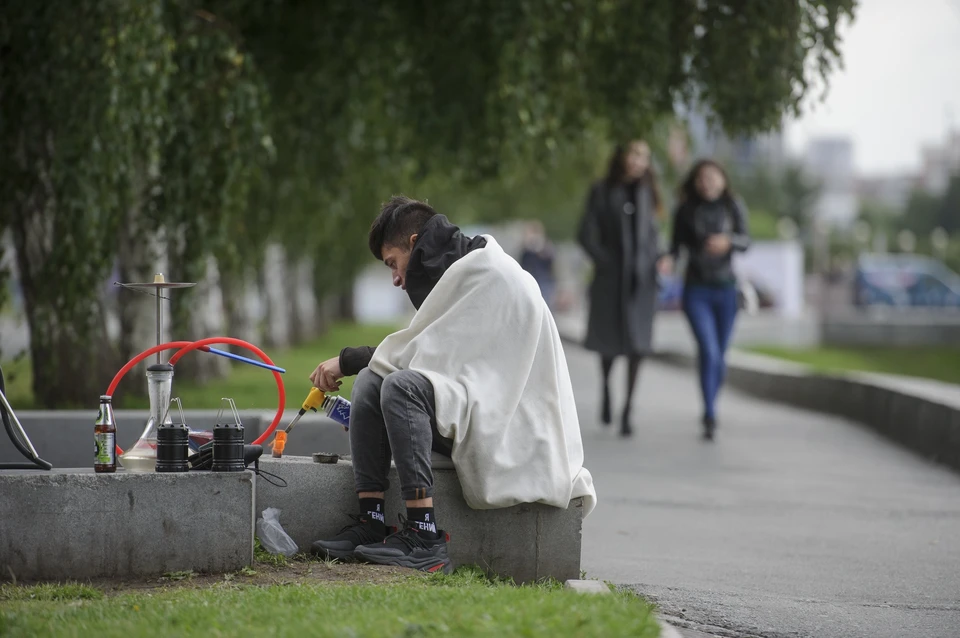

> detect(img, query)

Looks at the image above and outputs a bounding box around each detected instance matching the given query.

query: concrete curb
[563,580,683,638]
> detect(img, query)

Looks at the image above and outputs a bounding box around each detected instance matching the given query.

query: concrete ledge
[256,456,582,584]
[0,469,255,582]
[656,349,960,473]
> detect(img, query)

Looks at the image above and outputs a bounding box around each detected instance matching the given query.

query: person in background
[670,159,750,440]
[519,220,556,307]
[578,140,671,437]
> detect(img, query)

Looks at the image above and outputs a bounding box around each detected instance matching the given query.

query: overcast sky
[785,0,960,176]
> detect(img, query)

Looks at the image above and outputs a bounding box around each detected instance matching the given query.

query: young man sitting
[309,196,596,573]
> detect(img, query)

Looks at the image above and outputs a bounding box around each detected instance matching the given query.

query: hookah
[112,274,287,472]
[114,274,197,472]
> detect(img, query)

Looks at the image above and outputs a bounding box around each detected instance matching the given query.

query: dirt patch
[77,558,417,597]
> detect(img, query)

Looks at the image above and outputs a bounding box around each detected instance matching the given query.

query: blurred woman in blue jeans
[670,160,750,440]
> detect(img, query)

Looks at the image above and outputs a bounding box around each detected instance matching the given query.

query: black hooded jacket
[338,215,487,375]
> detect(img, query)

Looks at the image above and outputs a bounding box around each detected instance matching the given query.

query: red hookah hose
[107,338,286,454]
[167,337,285,447]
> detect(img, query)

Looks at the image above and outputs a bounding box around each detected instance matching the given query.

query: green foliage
[858,199,900,235]
[0,0,173,405]
[780,163,823,226]
[1,0,857,405]
[730,162,821,227]
[897,176,960,237]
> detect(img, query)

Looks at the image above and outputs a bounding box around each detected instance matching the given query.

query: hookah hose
[0,362,53,470]
[107,338,286,455]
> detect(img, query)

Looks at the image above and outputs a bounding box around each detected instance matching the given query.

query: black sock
[359,497,386,535]
[406,507,440,539]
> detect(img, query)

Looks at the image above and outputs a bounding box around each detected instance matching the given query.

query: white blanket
[369,236,596,516]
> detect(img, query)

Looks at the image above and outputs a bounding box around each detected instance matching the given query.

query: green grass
[0,569,659,638]
[749,345,960,386]
[0,582,103,602]
[1,323,399,411]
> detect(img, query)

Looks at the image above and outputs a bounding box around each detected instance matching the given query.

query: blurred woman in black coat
[578,140,672,436]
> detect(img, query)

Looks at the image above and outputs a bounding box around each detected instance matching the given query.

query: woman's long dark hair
[605,141,664,219]
[678,158,736,206]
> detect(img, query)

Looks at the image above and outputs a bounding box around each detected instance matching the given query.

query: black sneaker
[311,514,388,561]
[354,514,453,574]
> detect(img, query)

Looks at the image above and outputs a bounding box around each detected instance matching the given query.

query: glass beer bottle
[94,395,118,473]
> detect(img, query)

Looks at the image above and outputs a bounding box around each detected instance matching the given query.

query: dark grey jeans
[350,368,453,500]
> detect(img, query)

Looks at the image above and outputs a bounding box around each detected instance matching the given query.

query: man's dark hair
[368,195,438,260]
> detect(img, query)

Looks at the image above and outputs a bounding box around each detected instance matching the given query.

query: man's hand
[656,255,674,276]
[310,356,344,392]
[705,234,732,256]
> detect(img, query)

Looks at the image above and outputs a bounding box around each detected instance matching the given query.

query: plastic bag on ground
[256,507,298,557]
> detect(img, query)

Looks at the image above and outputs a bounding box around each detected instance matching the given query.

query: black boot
[620,410,633,437]
[601,388,612,426]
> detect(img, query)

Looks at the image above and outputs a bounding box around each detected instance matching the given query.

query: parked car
[853,253,960,308]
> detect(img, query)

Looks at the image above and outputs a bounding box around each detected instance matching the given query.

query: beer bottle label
[95,433,116,465]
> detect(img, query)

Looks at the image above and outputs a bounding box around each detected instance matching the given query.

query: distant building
[804,136,858,227]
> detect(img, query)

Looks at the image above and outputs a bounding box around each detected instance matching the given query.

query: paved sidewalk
[567,342,960,638]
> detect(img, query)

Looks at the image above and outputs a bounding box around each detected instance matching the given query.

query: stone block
[564,579,610,594]
[0,469,255,582]
[256,456,583,584]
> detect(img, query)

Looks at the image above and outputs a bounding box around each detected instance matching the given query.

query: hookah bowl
[120,364,174,472]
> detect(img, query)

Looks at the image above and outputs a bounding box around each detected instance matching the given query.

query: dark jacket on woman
[670,196,750,287]
[578,179,662,356]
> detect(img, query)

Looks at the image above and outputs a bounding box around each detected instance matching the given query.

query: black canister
[156,423,190,472]
[211,422,244,472]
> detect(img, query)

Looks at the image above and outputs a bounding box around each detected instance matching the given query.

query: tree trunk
[262,243,290,348]
[167,238,227,385]
[297,258,320,340]
[11,220,118,408]
[220,266,262,350]
[337,288,356,322]
[284,253,304,346]
[283,255,320,345]
[116,218,166,380]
